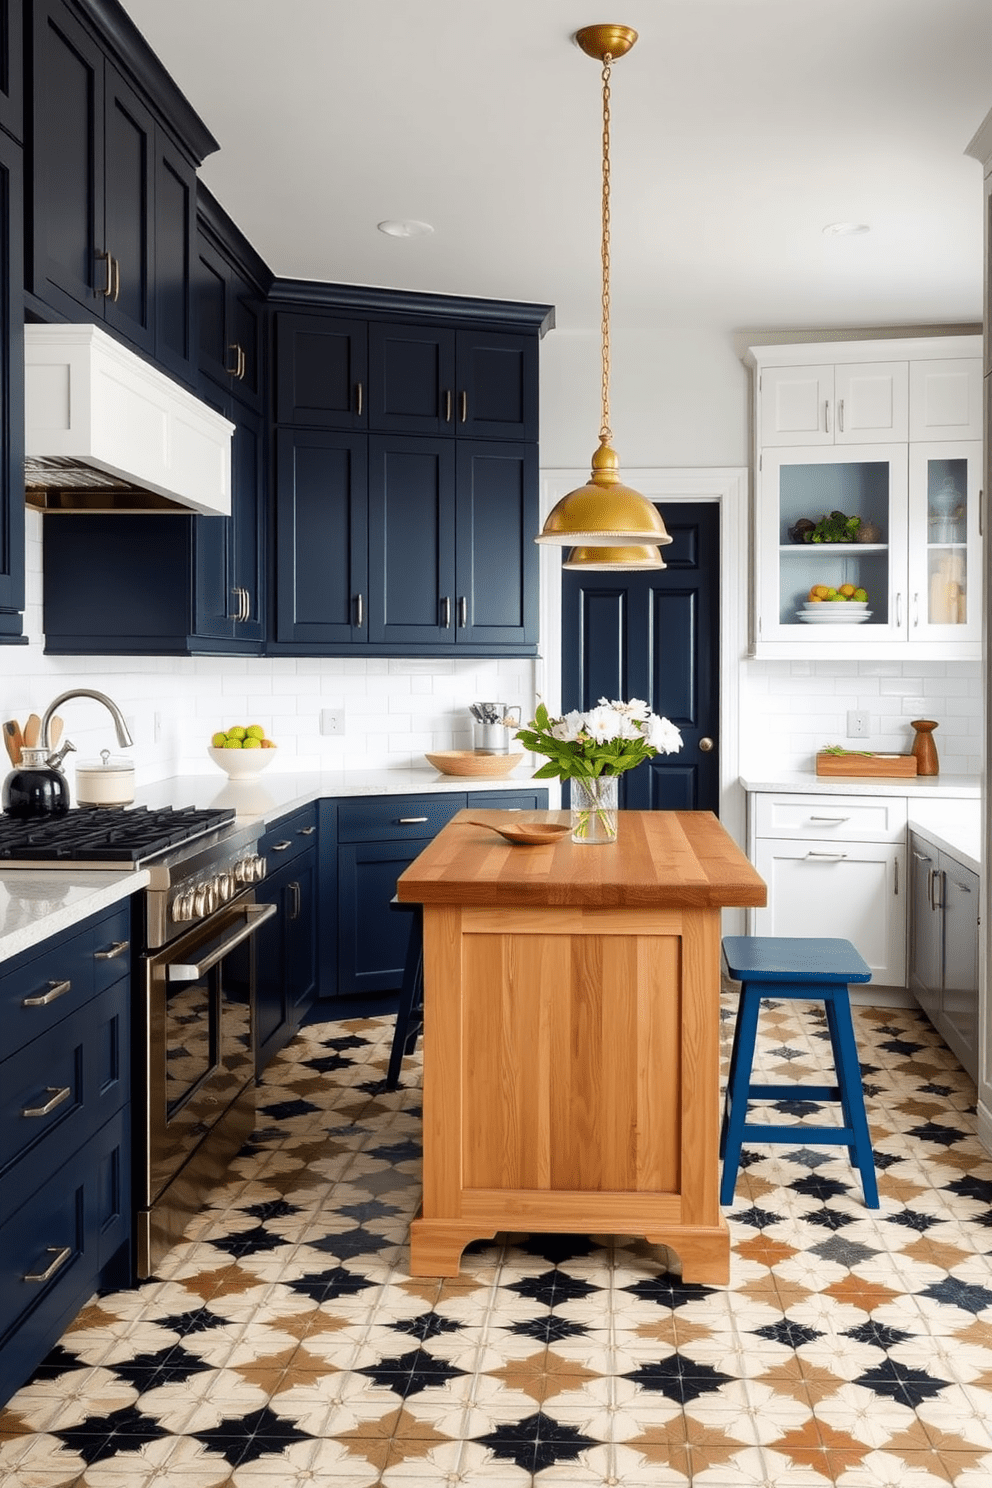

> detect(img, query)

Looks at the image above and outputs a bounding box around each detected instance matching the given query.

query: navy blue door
[561,501,720,813]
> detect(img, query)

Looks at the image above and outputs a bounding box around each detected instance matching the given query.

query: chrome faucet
[40,689,134,753]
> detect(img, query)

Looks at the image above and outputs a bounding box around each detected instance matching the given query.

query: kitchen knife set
[2,714,63,765]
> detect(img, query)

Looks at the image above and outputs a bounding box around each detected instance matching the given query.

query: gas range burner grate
[0,805,237,863]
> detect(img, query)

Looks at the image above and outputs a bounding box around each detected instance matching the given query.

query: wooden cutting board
[816,751,917,778]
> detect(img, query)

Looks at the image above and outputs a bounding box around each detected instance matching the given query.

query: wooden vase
[910,720,939,776]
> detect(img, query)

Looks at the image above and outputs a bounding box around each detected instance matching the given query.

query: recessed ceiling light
[822,222,870,237]
[377,219,434,238]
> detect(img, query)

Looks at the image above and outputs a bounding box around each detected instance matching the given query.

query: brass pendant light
[537,24,672,559]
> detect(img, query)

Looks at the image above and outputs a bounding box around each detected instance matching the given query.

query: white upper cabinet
[747,336,982,659]
[908,359,983,441]
[759,361,909,446]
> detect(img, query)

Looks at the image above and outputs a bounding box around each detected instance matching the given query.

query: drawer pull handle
[94,940,129,961]
[809,815,850,823]
[23,1086,71,1119]
[270,840,292,852]
[298,826,316,836]
[23,979,72,1008]
[397,817,428,824]
[804,851,847,861]
[24,1245,72,1284]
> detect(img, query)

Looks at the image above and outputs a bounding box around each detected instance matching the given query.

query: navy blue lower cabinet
[0,901,132,1409]
[254,806,319,1077]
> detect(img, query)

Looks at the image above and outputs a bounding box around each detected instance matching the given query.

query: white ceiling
[119,0,992,334]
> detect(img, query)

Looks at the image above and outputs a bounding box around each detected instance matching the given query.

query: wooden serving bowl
[424,750,524,777]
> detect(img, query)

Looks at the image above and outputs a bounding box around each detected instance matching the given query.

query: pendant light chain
[600,53,613,445]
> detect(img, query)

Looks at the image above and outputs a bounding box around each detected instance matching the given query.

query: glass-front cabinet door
[907,443,982,643]
[756,445,909,647]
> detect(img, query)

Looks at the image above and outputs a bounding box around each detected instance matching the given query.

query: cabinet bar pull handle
[823,399,830,434]
[894,858,899,895]
[237,346,246,380]
[440,596,451,627]
[398,817,428,824]
[298,825,316,836]
[289,881,301,920]
[460,391,467,423]
[804,851,847,860]
[111,256,121,303]
[270,840,292,852]
[458,596,467,627]
[242,588,251,622]
[23,979,71,1007]
[896,592,903,627]
[809,814,850,823]
[927,866,934,910]
[980,488,984,537]
[94,940,129,961]
[934,869,944,910]
[837,397,844,433]
[355,593,364,628]
[913,592,919,628]
[226,344,241,376]
[24,1246,72,1284]
[22,1086,71,1119]
[96,250,113,296]
[356,382,363,416]
[444,389,452,422]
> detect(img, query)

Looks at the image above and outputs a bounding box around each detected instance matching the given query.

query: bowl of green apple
[208,724,278,777]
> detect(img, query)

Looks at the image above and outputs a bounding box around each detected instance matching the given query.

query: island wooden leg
[410,1219,497,1278]
[644,1220,730,1284]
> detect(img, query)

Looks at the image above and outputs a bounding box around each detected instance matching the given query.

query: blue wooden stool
[385,898,424,1090]
[720,936,878,1208]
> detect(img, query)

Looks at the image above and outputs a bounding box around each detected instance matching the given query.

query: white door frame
[536,466,750,857]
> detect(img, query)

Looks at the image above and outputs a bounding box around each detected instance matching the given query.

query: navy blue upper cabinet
[368,435,456,647]
[27,0,216,386]
[0,127,23,641]
[277,311,538,442]
[194,385,265,646]
[274,428,369,647]
[196,230,264,412]
[455,442,538,647]
[276,312,368,428]
[0,0,23,142]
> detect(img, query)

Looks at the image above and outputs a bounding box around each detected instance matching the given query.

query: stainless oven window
[143,895,274,1208]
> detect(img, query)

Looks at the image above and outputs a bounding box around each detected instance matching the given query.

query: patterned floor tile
[5,1000,992,1486]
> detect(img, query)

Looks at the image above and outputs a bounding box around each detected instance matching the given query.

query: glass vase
[570,775,619,845]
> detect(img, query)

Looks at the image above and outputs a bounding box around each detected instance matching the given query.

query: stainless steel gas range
[0,805,275,1276]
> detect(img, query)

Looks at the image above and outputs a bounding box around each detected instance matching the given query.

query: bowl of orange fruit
[798,583,871,623]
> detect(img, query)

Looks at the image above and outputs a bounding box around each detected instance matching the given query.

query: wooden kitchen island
[396,807,767,1283]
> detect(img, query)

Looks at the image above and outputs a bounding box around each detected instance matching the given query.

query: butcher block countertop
[397,807,767,910]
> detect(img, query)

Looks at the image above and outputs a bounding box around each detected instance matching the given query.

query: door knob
[699,737,714,752]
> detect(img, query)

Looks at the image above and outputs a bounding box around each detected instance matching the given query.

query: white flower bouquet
[515,699,683,782]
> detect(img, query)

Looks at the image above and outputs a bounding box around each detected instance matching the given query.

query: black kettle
[2,746,71,818]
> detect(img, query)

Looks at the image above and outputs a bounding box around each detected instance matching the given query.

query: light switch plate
[320,708,345,736]
[846,709,869,738]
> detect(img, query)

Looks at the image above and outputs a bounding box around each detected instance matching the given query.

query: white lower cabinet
[748,792,908,987]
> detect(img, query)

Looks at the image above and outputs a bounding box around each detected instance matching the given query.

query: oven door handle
[166,902,277,983]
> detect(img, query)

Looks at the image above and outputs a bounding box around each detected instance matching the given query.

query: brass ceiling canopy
[563,543,666,571]
[537,23,672,559]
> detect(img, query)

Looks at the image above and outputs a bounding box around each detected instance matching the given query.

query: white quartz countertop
[0,767,552,963]
[128,765,552,824]
[0,868,149,964]
[740,772,982,800]
[903,801,982,875]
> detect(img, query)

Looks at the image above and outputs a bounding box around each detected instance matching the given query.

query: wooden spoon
[3,719,22,766]
[467,820,570,846]
[22,713,41,748]
[49,715,63,748]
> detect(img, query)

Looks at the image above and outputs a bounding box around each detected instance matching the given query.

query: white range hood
[24,322,234,516]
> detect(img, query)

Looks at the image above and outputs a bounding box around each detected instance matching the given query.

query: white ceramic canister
[75,749,135,806]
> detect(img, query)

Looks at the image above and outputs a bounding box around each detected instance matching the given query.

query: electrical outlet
[320,708,345,736]
[846,709,869,739]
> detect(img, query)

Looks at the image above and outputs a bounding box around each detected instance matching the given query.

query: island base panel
[410,1207,729,1282]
